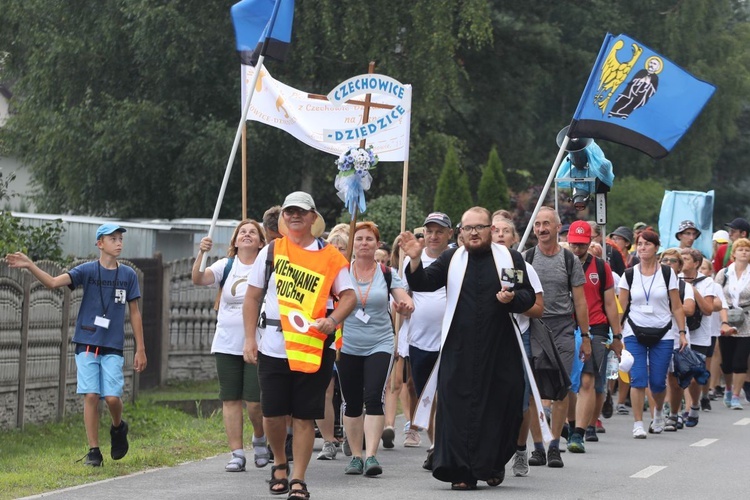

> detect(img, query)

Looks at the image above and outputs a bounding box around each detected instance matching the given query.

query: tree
[340,194,427,246]
[605,176,666,230]
[434,145,472,225]
[477,146,510,213]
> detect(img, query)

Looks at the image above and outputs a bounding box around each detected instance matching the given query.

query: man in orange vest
[243,192,357,499]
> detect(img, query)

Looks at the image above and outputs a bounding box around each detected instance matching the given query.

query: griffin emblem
[593,40,643,114]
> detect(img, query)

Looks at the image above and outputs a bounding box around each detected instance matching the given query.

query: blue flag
[658,190,714,258]
[231,0,294,66]
[568,33,716,159]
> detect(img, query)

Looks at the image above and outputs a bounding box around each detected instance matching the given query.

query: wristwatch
[679,330,687,334]
[612,333,623,340]
[580,332,591,338]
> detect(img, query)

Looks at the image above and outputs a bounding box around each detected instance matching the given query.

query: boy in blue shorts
[6,223,147,466]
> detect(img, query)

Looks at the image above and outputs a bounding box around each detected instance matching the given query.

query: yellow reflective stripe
[285,332,324,349]
[287,350,321,365]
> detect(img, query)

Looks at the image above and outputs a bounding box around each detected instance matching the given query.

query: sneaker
[700,397,712,412]
[381,426,395,449]
[253,437,270,468]
[284,434,294,462]
[584,426,598,442]
[110,420,129,460]
[602,392,614,419]
[595,419,606,433]
[423,447,434,471]
[633,424,647,439]
[81,447,103,467]
[725,391,733,408]
[364,456,383,476]
[731,397,744,410]
[344,456,364,475]
[649,417,664,434]
[511,450,529,477]
[547,446,564,467]
[528,448,546,466]
[685,415,699,427]
[664,416,678,432]
[715,385,725,397]
[317,441,338,461]
[708,389,717,401]
[225,451,246,472]
[404,428,421,447]
[342,437,352,457]
[566,433,585,453]
[616,404,630,415]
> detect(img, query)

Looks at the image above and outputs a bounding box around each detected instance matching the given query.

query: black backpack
[678,276,707,331]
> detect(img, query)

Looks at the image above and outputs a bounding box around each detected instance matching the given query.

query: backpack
[524,246,577,292]
[213,256,236,311]
[678,276,707,331]
[622,265,672,325]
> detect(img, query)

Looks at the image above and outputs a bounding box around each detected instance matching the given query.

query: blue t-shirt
[342,266,403,356]
[68,261,141,351]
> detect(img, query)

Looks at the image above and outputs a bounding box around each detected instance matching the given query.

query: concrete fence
[0,256,226,430]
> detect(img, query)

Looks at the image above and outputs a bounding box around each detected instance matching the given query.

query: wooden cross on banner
[306,61,393,260]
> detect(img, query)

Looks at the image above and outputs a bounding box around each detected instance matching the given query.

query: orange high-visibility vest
[274,237,348,373]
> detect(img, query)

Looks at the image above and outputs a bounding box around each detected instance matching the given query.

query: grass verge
[0,381,227,499]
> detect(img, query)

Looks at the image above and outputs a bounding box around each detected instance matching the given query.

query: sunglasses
[661,258,679,264]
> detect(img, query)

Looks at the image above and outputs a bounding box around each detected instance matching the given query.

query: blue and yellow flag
[568,33,715,159]
[231,0,295,66]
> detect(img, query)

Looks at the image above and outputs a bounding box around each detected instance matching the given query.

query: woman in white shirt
[714,237,750,409]
[618,231,686,438]
[192,220,268,471]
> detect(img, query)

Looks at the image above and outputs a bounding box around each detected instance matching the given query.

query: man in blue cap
[6,222,146,467]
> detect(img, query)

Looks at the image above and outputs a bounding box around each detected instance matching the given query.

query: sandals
[486,469,505,487]
[225,452,246,472]
[288,479,310,500]
[270,463,290,495]
[450,482,477,491]
[253,437,270,468]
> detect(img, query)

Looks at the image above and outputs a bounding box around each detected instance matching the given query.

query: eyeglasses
[460,224,491,234]
[661,258,679,264]
[282,207,311,217]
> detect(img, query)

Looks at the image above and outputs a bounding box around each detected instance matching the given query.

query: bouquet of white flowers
[334,145,379,214]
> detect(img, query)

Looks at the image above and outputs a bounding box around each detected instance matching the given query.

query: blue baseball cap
[96,223,127,241]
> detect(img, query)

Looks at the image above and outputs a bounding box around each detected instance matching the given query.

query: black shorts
[691,344,711,358]
[257,342,336,420]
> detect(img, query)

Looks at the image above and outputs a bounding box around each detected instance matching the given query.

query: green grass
[0,381,229,500]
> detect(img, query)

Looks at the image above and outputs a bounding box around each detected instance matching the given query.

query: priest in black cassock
[400,207,536,490]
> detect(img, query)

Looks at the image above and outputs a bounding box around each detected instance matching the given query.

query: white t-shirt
[249,241,353,359]
[208,257,257,355]
[672,279,694,348]
[404,250,446,352]
[680,273,715,347]
[713,282,729,337]
[620,265,678,339]
[514,263,543,334]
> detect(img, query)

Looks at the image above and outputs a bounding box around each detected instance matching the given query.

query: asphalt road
[24,399,749,499]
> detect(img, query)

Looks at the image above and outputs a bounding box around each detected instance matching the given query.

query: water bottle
[606,351,619,380]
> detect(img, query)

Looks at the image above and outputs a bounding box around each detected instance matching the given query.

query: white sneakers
[633,422,647,439]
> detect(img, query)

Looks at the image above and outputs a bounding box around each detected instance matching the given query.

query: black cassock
[406,246,535,484]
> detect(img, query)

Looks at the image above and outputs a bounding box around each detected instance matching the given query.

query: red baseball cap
[567,220,592,244]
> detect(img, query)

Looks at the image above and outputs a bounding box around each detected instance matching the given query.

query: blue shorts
[624,336,673,394]
[76,352,125,397]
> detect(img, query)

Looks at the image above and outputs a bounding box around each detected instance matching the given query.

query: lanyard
[97,262,119,318]
[353,263,377,311]
[640,265,657,305]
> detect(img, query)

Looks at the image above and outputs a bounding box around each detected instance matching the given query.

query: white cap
[712,230,729,244]
[618,349,634,373]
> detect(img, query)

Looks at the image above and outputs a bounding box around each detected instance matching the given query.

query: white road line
[690,438,718,447]
[631,465,667,478]
[733,417,750,426]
